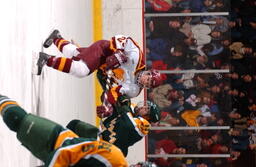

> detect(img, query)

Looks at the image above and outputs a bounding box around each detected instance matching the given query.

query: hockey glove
[106,50,127,70]
[96,104,113,118]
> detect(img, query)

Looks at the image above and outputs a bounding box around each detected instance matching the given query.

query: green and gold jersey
[46,130,128,167]
[97,69,150,156]
[101,110,150,156]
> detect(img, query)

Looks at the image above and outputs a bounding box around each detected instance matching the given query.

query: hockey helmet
[150,69,163,88]
[137,69,163,88]
[134,101,160,123]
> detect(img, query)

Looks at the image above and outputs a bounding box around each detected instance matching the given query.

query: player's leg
[66,119,99,139]
[43,29,80,58]
[0,95,63,162]
[36,52,90,77]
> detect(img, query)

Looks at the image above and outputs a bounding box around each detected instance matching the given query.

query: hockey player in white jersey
[36,30,164,101]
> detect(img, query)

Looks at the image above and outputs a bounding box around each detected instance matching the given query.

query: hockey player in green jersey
[68,95,160,157]
[0,95,128,167]
[66,69,161,157]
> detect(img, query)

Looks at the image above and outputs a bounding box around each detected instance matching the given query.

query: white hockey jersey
[109,35,145,98]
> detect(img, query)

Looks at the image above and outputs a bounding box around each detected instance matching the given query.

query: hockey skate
[32,52,50,75]
[43,29,62,48]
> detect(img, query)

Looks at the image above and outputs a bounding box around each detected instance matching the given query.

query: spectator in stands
[189,0,215,12]
[154,137,186,166]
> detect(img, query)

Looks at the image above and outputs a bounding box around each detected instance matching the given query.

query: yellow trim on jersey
[54,130,78,149]
[127,112,150,137]
[112,68,125,80]
[49,138,128,167]
[50,140,100,167]
[108,118,117,143]
[0,101,18,114]
[58,58,67,71]
[109,38,117,52]
[134,117,150,135]
[109,86,120,102]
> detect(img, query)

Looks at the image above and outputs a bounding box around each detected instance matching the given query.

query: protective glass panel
[144,0,230,13]
[147,73,232,127]
[145,15,231,70]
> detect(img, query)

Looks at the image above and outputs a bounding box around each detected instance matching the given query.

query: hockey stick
[98,70,113,134]
[102,70,113,107]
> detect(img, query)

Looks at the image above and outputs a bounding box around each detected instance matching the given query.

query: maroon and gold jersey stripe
[109,37,117,52]
[54,39,70,52]
[58,57,67,71]
[63,58,72,73]
[107,86,122,104]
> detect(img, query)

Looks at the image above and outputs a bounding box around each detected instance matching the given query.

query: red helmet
[137,69,164,88]
[150,69,163,88]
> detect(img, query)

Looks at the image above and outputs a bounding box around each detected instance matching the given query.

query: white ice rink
[0,0,144,166]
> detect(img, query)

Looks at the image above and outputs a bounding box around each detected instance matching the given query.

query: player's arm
[133,116,151,136]
[107,35,142,70]
[105,50,128,70]
[114,95,132,114]
[104,83,141,106]
[97,84,132,117]
[96,68,110,91]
